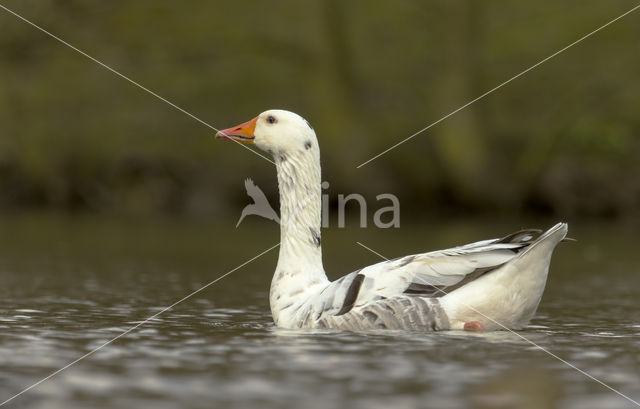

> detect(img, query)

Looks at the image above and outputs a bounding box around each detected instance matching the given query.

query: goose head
[216,109,317,156]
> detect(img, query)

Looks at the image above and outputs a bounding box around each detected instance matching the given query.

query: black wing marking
[497,229,543,244]
[335,274,365,316]
[402,264,505,297]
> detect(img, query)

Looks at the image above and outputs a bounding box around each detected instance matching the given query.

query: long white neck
[270,145,328,325]
[275,147,325,276]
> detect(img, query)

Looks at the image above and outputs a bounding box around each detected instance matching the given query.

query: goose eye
[267,115,277,124]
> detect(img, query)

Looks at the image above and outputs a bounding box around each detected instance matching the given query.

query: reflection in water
[0,215,639,408]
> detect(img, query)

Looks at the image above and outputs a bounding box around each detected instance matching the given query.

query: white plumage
[217,109,567,331]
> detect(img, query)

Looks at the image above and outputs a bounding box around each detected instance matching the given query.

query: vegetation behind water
[1,1,639,220]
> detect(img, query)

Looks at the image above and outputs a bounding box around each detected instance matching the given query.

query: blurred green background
[1,5,639,407]
[1,0,639,221]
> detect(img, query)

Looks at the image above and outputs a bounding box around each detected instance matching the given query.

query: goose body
[217,109,567,331]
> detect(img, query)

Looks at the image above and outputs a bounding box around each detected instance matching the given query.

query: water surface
[0,215,639,408]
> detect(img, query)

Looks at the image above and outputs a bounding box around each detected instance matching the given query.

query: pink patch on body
[463,321,485,331]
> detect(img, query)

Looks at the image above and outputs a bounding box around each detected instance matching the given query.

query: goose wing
[314,230,541,317]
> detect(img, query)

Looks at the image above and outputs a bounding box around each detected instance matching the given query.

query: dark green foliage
[1,0,639,219]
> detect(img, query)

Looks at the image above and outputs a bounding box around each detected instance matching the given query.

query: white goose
[216,109,567,331]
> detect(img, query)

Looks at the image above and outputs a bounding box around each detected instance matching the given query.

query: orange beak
[215,116,258,144]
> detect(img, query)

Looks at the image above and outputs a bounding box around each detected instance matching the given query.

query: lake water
[0,214,639,408]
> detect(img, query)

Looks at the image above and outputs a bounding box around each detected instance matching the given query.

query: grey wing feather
[315,229,546,321]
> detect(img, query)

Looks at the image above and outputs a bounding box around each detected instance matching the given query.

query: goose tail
[520,222,568,256]
[441,222,568,330]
